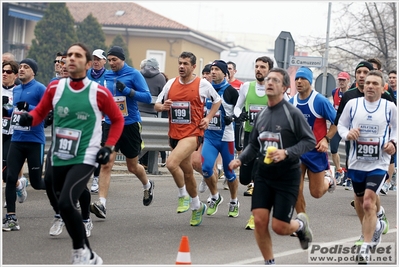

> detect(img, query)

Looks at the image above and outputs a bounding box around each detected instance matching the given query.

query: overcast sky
[135,1,335,41]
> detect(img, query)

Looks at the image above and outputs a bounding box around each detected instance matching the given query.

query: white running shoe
[89,251,103,265]
[223,177,229,190]
[84,220,93,237]
[16,177,28,203]
[326,170,337,193]
[199,178,208,193]
[71,245,90,265]
[91,177,99,193]
[49,216,64,236]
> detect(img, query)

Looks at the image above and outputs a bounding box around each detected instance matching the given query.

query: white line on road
[227,229,397,265]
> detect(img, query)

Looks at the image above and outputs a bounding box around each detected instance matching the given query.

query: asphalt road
[2,169,397,265]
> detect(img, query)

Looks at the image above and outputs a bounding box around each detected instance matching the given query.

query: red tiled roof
[66,2,189,30]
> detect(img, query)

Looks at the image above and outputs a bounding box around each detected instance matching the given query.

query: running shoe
[243,184,253,196]
[327,170,337,193]
[353,234,364,247]
[380,182,391,196]
[198,178,208,193]
[245,215,255,230]
[16,177,28,203]
[90,201,106,219]
[89,251,103,265]
[335,169,345,185]
[49,216,64,236]
[228,201,240,217]
[296,212,313,250]
[218,169,224,179]
[190,202,206,226]
[71,245,91,265]
[177,195,190,213]
[350,200,355,209]
[378,206,389,235]
[356,244,371,264]
[2,216,20,231]
[371,220,386,247]
[143,180,154,206]
[345,179,353,191]
[222,177,229,190]
[206,194,223,216]
[83,220,93,237]
[90,177,99,193]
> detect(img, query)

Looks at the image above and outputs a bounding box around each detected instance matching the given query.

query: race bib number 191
[53,127,81,160]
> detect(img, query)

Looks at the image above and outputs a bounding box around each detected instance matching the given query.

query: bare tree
[300,2,396,79]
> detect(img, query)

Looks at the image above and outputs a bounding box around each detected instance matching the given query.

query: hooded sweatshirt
[138,66,166,116]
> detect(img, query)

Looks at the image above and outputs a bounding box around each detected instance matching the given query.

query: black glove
[224,115,236,126]
[237,111,248,122]
[16,101,29,111]
[18,113,33,126]
[3,96,9,105]
[44,110,54,128]
[116,80,134,96]
[96,146,112,165]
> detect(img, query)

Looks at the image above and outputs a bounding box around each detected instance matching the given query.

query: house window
[146,50,166,72]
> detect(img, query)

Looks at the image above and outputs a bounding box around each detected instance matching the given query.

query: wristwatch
[284,149,289,157]
[324,136,330,143]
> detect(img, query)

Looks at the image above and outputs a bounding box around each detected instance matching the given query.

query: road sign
[290,56,323,68]
[315,73,336,97]
[274,31,295,69]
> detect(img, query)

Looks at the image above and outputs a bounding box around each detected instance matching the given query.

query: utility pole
[321,2,332,96]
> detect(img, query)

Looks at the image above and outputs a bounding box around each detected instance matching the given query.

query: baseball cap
[93,49,106,60]
[337,72,350,80]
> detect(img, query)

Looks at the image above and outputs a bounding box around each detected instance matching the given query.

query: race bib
[171,101,191,124]
[249,104,266,126]
[113,96,128,117]
[258,131,282,156]
[207,110,221,131]
[10,108,30,131]
[53,127,81,160]
[356,137,380,161]
[2,117,12,135]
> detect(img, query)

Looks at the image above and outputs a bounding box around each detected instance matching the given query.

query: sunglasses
[2,70,14,74]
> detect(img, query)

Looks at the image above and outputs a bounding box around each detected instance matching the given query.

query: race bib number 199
[171,101,191,124]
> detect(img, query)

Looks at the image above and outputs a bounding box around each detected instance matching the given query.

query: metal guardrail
[45,118,347,175]
[45,116,171,174]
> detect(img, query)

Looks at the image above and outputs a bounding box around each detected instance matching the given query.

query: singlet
[290,90,336,143]
[167,77,204,139]
[51,79,102,166]
[244,81,268,132]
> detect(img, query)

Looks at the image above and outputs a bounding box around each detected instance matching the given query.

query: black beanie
[355,61,374,73]
[211,60,228,77]
[107,46,125,61]
[20,58,38,76]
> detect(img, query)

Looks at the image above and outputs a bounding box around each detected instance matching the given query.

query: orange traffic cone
[176,235,191,265]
